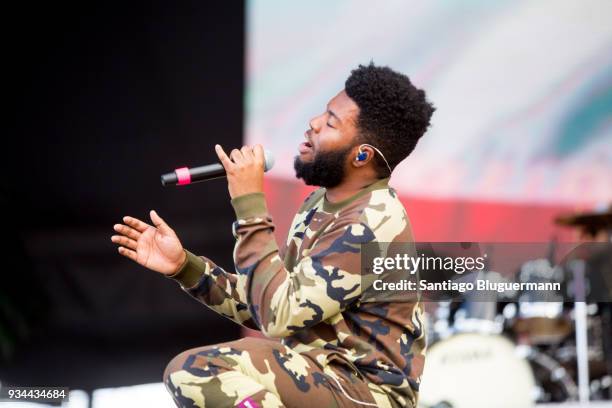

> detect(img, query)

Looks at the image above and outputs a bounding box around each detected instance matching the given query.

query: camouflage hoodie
[169,177,426,407]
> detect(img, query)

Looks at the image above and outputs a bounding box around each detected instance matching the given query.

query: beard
[293,145,352,188]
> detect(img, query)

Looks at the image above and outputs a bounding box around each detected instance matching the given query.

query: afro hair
[345,62,435,176]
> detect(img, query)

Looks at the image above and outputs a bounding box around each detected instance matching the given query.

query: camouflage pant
[163,337,394,408]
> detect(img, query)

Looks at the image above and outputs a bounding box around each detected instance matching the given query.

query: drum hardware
[517,344,578,402]
[420,206,612,405]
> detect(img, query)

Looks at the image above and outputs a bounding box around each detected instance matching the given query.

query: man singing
[111,63,435,408]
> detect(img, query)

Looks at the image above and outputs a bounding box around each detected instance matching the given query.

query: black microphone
[161,149,275,186]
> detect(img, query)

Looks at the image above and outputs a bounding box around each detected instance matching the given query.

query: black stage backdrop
[2,1,245,390]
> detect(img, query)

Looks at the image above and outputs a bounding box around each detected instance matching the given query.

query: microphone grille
[263,149,275,172]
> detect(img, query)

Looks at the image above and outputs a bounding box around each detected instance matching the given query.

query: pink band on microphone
[175,167,191,185]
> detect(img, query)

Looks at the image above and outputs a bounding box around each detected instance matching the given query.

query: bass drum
[419,333,536,408]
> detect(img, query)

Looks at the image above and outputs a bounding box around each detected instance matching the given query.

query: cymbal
[555,206,612,232]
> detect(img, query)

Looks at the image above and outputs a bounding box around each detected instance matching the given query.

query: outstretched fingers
[149,210,173,235]
[117,246,138,262]
[111,235,137,250]
[113,223,141,240]
[122,216,151,233]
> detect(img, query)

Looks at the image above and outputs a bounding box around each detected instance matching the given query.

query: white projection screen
[245,0,612,241]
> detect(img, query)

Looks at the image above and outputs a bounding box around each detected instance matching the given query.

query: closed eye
[327,122,335,129]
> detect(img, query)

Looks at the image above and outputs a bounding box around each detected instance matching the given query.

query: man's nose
[309,113,325,133]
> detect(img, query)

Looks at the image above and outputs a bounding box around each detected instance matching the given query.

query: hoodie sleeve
[167,248,259,331]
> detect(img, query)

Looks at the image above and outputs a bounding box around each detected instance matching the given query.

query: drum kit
[419,207,612,408]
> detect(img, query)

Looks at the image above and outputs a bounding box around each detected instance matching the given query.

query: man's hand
[215,144,265,199]
[111,210,186,276]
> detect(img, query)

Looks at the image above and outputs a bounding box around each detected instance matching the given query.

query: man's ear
[352,144,375,167]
